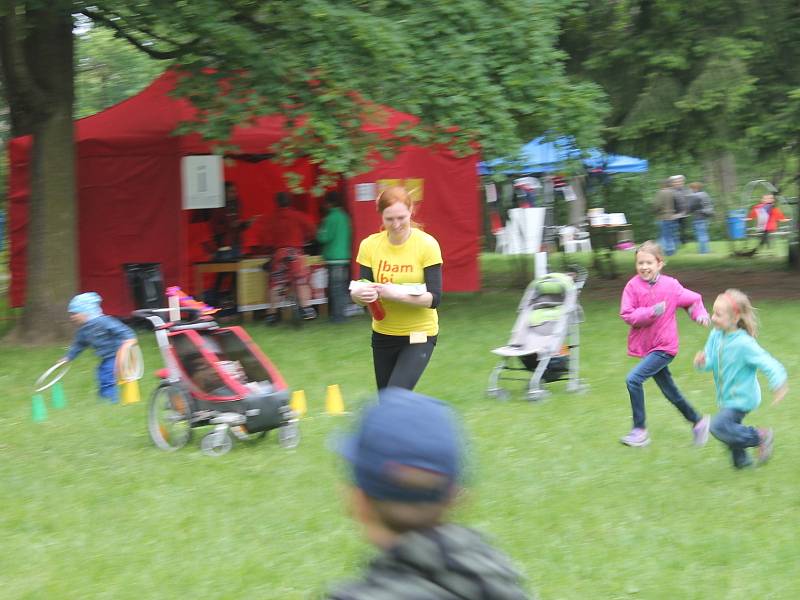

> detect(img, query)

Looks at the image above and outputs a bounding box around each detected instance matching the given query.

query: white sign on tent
[181,155,224,210]
[355,183,377,202]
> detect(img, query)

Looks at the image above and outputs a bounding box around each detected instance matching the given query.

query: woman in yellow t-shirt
[351,186,443,390]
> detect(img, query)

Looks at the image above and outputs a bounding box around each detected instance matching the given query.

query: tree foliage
[82,1,607,182]
[1,0,607,341]
[560,0,800,167]
[75,25,167,119]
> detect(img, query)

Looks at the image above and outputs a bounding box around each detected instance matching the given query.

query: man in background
[262,191,318,323]
[317,190,352,323]
[688,181,714,254]
[670,175,691,246]
[653,179,678,256]
[206,182,257,307]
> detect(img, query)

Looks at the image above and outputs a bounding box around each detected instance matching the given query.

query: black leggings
[371,332,437,390]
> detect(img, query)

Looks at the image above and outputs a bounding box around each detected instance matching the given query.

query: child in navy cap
[62,292,136,403]
[328,387,530,599]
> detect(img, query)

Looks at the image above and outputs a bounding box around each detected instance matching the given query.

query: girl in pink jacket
[619,241,711,447]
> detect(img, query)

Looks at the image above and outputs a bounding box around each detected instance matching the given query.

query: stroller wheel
[567,380,590,394]
[487,388,510,401]
[201,429,233,456]
[148,383,193,451]
[526,389,550,402]
[278,420,300,449]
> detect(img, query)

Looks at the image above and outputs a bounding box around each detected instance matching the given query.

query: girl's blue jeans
[710,408,760,468]
[97,357,118,403]
[626,351,701,429]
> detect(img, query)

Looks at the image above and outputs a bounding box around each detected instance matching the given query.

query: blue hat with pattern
[68,292,104,319]
[335,387,463,503]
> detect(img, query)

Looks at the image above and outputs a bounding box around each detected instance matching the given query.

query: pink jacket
[620,274,708,357]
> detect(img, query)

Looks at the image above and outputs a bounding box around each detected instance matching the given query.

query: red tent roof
[73,70,417,156]
[7,71,478,316]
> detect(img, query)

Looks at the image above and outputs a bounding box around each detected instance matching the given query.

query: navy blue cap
[336,387,463,503]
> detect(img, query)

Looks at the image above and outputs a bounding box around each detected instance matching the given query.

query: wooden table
[193,257,328,319]
[193,260,241,299]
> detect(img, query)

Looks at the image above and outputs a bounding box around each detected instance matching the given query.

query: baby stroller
[134,308,299,456]
[487,267,588,401]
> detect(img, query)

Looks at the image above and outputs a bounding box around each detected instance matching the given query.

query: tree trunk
[704,151,737,254]
[790,152,800,269]
[20,105,77,342]
[712,151,738,212]
[2,5,77,343]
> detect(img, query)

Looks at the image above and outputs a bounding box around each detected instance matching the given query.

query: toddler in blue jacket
[694,289,788,468]
[63,292,137,403]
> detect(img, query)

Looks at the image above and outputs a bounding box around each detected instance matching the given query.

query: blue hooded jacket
[697,328,786,412]
[67,293,135,361]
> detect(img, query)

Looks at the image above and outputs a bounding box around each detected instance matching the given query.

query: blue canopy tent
[480,137,648,262]
[584,150,648,174]
[478,136,647,175]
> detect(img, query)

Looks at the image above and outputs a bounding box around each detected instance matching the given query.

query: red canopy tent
[7,71,480,316]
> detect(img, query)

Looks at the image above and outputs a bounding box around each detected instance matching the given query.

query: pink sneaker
[692,415,711,447]
[620,428,650,447]
[757,428,774,464]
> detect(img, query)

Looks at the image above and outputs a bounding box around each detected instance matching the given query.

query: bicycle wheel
[148,383,193,451]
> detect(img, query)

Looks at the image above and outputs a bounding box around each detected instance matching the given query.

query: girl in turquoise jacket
[694,289,788,468]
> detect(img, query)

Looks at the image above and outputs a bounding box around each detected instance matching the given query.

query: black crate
[124,263,165,310]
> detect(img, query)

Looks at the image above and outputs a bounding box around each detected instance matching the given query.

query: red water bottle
[368,299,386,321]
[352,279,385,321]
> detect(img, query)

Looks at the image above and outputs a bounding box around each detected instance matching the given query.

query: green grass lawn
[2,250,799,599]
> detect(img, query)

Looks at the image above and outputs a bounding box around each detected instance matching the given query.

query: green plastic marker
[32,394,48,422]
[51,382,66,409]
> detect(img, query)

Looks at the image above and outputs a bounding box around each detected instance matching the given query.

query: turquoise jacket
[697,328,787,412]
[316,207,352,263]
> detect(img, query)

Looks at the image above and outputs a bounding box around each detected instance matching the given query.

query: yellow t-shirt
[356,229,443,336]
